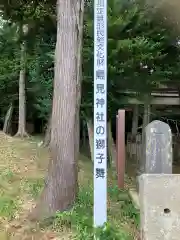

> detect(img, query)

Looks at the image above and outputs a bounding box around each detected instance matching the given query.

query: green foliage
[108,185,127,200]
[37,185,138,239]
[82,0,180,117]
[94,224,130,240]
[0,23,19,119]
[0,169,19,220]
[108,185,140,227]
[0,0,56,29]
[27,37,54,120]
[0,169,15,183]
[121,199,140,227]
[0,0,180,126]
[0,196,18,219]
[0,16,55,123]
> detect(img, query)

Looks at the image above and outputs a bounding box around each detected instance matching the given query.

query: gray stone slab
[139,174,180,240]
[145,120,172,174]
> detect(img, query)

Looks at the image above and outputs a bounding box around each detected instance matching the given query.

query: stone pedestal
[139,174,180,240]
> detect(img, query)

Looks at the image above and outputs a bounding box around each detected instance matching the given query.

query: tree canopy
[0,0,179,129]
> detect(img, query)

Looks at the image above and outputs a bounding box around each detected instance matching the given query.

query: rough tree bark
[142,103,151,134]
[30,0,79,219]
[3,103,14,134]
[87,118,94,161]
[131,105,139,139]
[139,101,151,174]
[15,25,29,138]
[74,0,84,162]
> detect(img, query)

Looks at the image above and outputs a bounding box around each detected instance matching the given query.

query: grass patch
[0,169,20,220]
[52,186,129,239]
[38,184,139,239]
[0,169,19,186]
[108,185,140,227]
[24,178,44,199]
[0,196,18,220]
[0,132,140,239]
[108,185,128,201]
[120,199,140,227]
[0,169,15,182]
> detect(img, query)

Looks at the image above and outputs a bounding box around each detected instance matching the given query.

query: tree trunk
[131,105,139,139]
[30,0,79,219]
[3,103,13,134]
[87,119,94,161]
[74,0,84,162]
[15,40,28,138]
[107,121,116,168]
[142,103,151,135]
[139,102,151,174]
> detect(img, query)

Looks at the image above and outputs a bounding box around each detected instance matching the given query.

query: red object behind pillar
[116,110,125,189]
